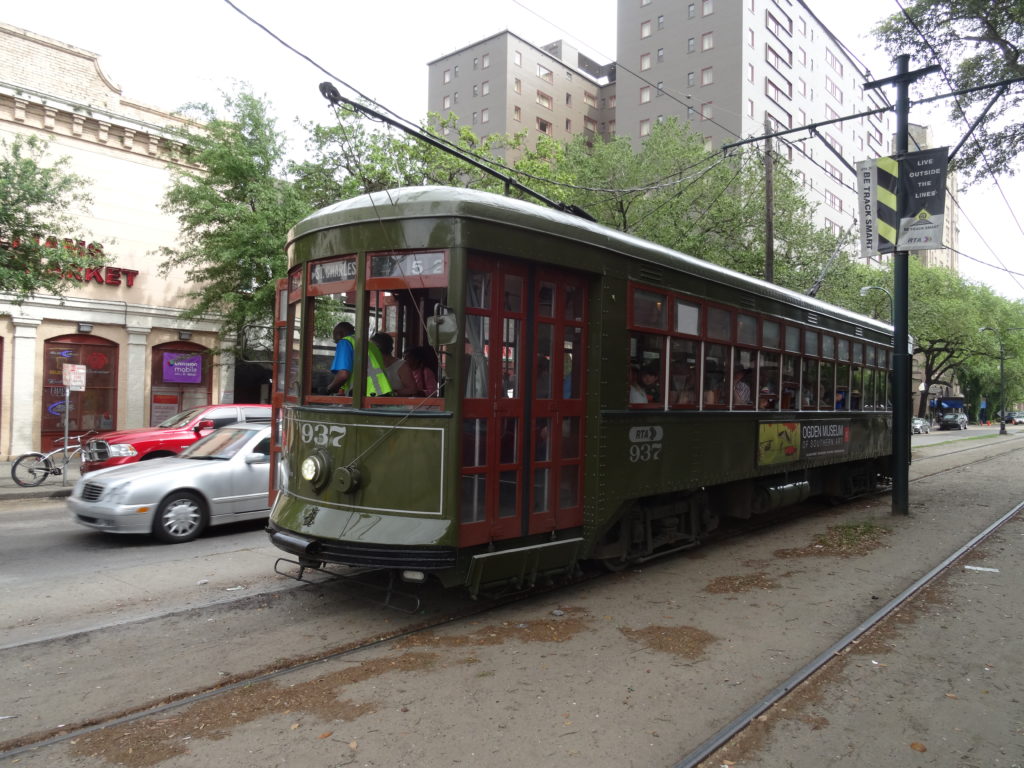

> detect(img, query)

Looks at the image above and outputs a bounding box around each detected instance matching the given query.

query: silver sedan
[68,423,272,543]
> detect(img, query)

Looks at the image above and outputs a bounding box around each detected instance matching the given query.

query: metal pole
[999,342,1007,435]
[891,55,911,516]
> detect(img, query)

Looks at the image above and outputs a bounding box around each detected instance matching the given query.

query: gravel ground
[4,435,1023,768]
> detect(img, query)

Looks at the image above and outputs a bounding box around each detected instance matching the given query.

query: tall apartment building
[427,31,616,154]
[616,0,895,241]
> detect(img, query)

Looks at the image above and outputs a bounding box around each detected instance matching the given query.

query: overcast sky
[4,0,1022,300]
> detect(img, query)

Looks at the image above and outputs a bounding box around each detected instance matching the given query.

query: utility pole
[764,117,775,283]
[865,55,941,516]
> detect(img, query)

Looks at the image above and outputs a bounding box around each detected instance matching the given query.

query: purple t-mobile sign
[163,352,202,384]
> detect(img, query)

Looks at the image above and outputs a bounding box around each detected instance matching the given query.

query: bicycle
[11,431,96,488]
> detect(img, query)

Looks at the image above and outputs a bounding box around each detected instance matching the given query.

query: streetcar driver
[325,322,393,396]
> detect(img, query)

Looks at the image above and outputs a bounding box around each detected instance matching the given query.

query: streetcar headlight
[300,455,322,482]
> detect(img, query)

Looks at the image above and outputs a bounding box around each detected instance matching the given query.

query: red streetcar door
[459,258,587,548]
[528,270,586,535]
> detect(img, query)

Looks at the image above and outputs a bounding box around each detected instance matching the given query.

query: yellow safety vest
[342,335,393,396]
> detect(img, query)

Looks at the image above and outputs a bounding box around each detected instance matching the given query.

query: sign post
[61,363,86,473]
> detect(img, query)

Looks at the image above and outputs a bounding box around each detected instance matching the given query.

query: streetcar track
[673,501,1024,768]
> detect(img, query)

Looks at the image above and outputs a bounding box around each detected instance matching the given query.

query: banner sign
[757,420,851,466]
[897,148,948,251]
[875,156,899,254]
[856,160,878,259]
[162,352,203,384]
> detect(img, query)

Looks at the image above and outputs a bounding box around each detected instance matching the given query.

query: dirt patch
[391,609,590,650]
[774,522,890,559]
[704,572,780,593]
[68,651,437,767]
[619,625,717,659]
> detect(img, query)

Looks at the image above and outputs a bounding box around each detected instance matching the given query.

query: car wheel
[153,490,208,543]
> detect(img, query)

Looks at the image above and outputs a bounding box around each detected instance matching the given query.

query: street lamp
[860,286,894,320]
[979,326,1024,435]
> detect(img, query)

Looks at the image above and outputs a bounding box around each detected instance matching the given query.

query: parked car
[937,412,968,430]
[911,417,930,434]
[1005,411,1024,425]
[80,404,271,474]
[69,423,272,543]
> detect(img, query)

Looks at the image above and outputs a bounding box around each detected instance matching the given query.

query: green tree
[0,134,100,302]
[874,1,1024,181]
[158,90,312,350]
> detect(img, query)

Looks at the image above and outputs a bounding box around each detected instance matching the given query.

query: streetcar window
[801,358,819,409]
[784,325,800,353]
[781,354,799,409]
[633,289,668,329]
[707,307,732,341]
[822,334,835,359]
[465,315,491,399]
[733,348,756,407]
[630,332,665,406]
[835,363,850,409]
[850,364,863,410]
[468,269,491,309]
[758,351,780,410]
[536,324,553,399]
[563,327,582,399]
[703,343,728,406]
[737,314,758,346]
[503,318,522,399]
[763,320,780,349]
[537,280,555,318]
[863,368,876,410]
[564,283,584,322]
[820,361,836,410]
[674,299,700,336]
[669,338,699,406]
[865,345,876,366]
[804,330,819,356]
[837,337,850,362]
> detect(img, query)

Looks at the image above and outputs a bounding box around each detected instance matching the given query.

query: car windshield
[180,428,255,460]
[942,414,958,421]
[156,407,206,429]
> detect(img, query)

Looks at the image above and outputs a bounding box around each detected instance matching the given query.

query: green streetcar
[267,186,893,596]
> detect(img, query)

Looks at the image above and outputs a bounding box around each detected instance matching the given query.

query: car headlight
[107,444,139,458]
[104,481,132,505]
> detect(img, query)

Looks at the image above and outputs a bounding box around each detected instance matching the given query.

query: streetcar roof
[289,185,893,336]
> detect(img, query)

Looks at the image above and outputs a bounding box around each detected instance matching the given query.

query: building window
[748,28,755,47]
[514,105,522,121]
[481,108,489,123]
[825,189,843,211]
[701,102,713,120]
[537,63,554,83]
[566,118,572,131]
[657,47,665,63]
[703,0,713,15]
[482,81,490,96]
[766,10,792,37]
[701,67,713,86]
[747,63,754,82]
[748,98,755,117]
[640,86,651,103]
[825,76,843,103]
[656,81,664,96]
[536,90,553,109]
[514,50,522,66]
[688,37,696,53]
[658,14,665,29]
[473,57,479,70]
[443,95,451,109]
[453,91,459,104]
[514,78,522,94]
[482,53,490,68]
[472,111,478,124]
[825,49,843,75]
[473,85,479,97]
[443,69,451,84]
[566,92,573,105]
[765,76,791,103]
[584,116,597,132]
[584,90,597,107]
[640,53,652,71]
[641,20,652,38]
[640,118,651,137]
[454,65,459,78]
[766,43,793,70]
[702,32,714,51]
[688,3,696,18]
[537,117,552,135]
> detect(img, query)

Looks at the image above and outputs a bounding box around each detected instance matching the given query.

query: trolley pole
[865,55,940,516]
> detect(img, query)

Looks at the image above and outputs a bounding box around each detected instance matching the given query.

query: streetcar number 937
[299,423,348,447]
[628,425,663,463]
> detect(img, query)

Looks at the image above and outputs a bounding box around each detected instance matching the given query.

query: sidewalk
[0,459,80,502]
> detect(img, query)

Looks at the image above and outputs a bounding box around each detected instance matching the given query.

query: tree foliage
[874,1,1024,182]
[0,134,100,302]
[158,90,312,349]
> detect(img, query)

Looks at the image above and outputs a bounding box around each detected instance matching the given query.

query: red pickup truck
[80,404,271,474]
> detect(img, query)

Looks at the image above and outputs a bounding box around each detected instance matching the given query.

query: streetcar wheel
[12,453,53,487]
[153,491,208,543]
[600,556,632,573]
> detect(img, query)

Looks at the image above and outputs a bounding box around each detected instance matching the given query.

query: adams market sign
[3,237,140,288]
